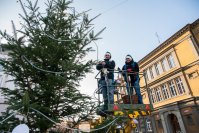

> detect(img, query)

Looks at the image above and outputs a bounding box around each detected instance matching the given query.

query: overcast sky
[0,0,199,97]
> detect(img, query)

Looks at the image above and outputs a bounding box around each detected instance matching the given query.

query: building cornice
[152,97,199,112]
[141,67,183,90]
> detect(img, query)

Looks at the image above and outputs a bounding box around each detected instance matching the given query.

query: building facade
[139,19,199,133]
[0,45,14,115]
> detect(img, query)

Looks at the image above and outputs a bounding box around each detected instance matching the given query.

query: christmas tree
[0,0,105,132]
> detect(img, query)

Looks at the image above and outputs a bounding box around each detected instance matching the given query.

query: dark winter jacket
[96,59,115,80]
[122,60,139,82]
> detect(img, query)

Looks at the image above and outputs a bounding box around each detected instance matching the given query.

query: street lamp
[93,41,99,62]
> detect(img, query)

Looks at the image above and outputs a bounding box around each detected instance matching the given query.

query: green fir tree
[0,0,105,132]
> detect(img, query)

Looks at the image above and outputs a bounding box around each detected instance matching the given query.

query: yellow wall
[139,24,199,109]
[174,36,198,67]
[184,65,199,96]
[153,94,190,108]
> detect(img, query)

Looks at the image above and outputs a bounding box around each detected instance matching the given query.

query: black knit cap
[105,51,111,58]
[126,54,132,60]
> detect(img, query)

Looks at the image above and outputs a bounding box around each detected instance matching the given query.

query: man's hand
[101,61,106,66]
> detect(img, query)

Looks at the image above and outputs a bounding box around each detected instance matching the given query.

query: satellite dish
[12,124,29,133]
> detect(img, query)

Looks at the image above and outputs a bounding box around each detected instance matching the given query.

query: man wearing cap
[96,52,115,111]
[122,54,143,104]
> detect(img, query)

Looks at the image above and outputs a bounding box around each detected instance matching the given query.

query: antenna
[155,32,161,44]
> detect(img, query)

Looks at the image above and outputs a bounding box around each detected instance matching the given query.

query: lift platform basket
[122,95,138,104]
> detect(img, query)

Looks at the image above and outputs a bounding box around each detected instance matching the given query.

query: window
[149,67,154,79]
[161,58,168,72]
[168,80,177,97]
[154,63,160,76]
[147,69,151,81]
[150,89,156,103]
[143,69,149,81]
[175,77,185,95]
[161,84,170,99]
[167,54,175,68]
[155,87,162,102]
[146,119,152,131]
[186,115,195,125]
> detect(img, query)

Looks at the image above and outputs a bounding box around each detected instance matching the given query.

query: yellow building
[139,18,199,133]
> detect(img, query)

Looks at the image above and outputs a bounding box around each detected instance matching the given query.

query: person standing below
[122,54,143,104]
[96,52,115,110]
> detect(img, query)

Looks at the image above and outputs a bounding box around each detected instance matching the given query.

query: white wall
[0,52,15,116]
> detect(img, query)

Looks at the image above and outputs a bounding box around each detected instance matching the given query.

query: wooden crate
[122,95,138,104]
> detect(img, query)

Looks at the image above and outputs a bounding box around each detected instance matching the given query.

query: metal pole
[143,72,153,107]
[105,74,110,111]
[125,71,132,104]
[94,42,100,108]
[97,79,100,107]
[93,41,99,62]
[144,116,147,133]
[11,20,17,40]
[95,71,101,108]
[138,116,141,132]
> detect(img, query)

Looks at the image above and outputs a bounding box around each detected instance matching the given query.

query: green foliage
[0,0,103,132]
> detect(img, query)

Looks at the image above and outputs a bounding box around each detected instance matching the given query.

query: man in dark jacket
[96,52,115,110]
[122,54,143,104]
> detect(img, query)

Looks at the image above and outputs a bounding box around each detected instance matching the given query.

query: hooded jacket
[96,59,115,80]
[122,60,139,82]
